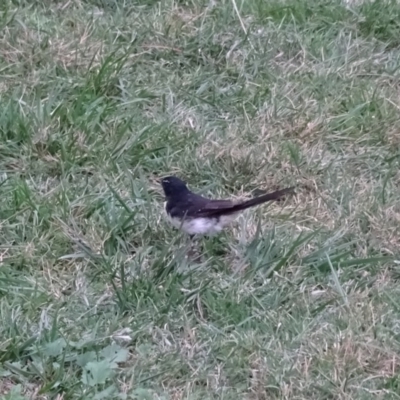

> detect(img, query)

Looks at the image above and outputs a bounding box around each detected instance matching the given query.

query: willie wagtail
[161,176,294,236]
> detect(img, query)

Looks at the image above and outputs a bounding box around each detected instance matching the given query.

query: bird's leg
[188,234,196,253]
[187,234,202,262]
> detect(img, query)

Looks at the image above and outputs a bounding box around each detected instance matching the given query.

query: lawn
[1,0,400,398]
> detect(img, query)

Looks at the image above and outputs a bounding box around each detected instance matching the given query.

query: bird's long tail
[236,187,294,210]
[207,187,295,216]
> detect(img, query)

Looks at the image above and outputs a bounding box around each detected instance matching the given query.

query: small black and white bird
[161,176,294,236]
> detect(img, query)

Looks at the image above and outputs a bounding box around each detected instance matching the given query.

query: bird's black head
[161,176,189,198]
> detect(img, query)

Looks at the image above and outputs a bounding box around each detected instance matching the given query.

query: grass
[1,0,400,398]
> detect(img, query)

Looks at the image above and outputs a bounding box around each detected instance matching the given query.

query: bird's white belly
[167,214,238,235]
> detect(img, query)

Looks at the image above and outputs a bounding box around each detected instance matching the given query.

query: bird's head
[161,176,189,197]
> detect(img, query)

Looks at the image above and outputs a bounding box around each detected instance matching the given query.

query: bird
[161,176,294,236]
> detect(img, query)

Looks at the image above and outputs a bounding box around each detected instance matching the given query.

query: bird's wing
[199,199,235,209]
[172,193,234,218]
[165,193,230,218]
[183,193,237,218]
[193,202,241,218]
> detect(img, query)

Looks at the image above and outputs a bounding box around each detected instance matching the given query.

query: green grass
[1,0,400,398]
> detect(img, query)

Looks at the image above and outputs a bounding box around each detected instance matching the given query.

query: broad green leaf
[76,351,97,367]
[81,360,115,386]
[42,338,67,357]
[101,344,129,363]
[94,384,118,399]
[3,385,27,400]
